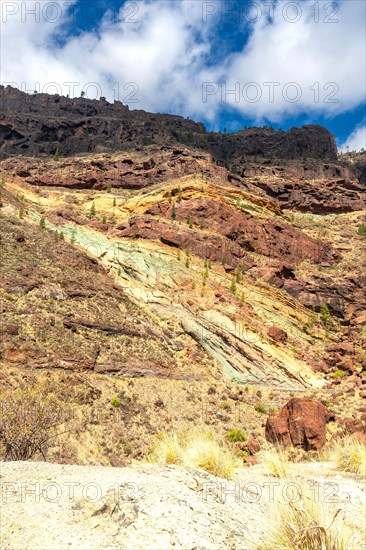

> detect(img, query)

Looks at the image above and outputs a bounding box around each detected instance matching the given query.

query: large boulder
[265,398,334,450]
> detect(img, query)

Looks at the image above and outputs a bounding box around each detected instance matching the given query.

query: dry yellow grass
[264,487,356,550]
[149,429,241,479]
[260,445,290,478]
[330,435,366,476]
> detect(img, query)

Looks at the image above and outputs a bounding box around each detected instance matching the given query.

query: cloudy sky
[1,0,365,150]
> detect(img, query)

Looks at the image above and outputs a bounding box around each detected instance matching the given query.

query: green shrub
[226,428,247,443]
[320,304,332,332]
[110,397,121,407]
[357,223,366,237]
[255,403,268,414]
[230,278,237,294]
[332,369,345,378]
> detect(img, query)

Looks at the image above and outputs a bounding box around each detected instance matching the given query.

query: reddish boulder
[238,438,261,455]
[265,398,334,450]
[267,326,288,344]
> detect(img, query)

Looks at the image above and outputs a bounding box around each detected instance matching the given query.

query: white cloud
[340,125,366,152]
[0,0,365,125]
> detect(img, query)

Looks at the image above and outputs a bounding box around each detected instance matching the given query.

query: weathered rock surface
[1,461,365,550]
[1,86,338,164]
[265,398,335,450]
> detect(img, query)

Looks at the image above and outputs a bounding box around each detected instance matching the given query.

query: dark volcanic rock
[1,86,338,163]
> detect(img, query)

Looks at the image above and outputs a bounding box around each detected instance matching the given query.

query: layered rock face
[0,86,365,394]
[1,85,338,163]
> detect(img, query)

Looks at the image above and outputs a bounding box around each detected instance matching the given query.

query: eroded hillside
[0,122,365,466]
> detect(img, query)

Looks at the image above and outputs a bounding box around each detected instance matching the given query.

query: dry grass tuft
[149,429,241,479]
[265,488,356,550]
[260,445,289,478]
[330,435,366,476]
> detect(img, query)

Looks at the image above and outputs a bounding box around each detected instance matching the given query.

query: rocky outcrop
[1,86,338,164]
[267,327,288,344]
[143,197,337,265]
[252,174,366,214]
[265,398,335,450]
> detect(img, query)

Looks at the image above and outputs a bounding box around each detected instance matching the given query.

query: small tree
[185,249,190,268]
[19,206,24,219]
[113,197,117,207]
[102,215,107,224]
[53,148,60,161]
[39,216,46,229]
[230,278,237,294]
[171,202,176,220]
[90,202,96,218]
[320,304,332,334]
[187,214,193,229]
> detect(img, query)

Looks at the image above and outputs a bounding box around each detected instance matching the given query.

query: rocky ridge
[1,85,339,163]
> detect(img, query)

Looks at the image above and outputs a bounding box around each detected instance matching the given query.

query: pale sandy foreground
[1,461,365,550]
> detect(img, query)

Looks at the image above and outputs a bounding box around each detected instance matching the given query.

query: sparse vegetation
[0,385,70,461]
[320,304,332,333]
[185,249,190,268]
[255,403,268,414]
[149,430,241,479]
[226,428,246,443]
[330,435,366,476]
[260,445,289,478]
[357,223,366,237]
[265,484,355,550]
[110,397,121,408]
[230,278,237,294]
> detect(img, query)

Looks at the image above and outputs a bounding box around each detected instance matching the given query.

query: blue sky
[1,0,365,149]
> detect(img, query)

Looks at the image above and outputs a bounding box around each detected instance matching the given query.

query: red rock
[267,326,288,344]
[265,398,334,450]
[326,342,354,355]
[241,438,261,455]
